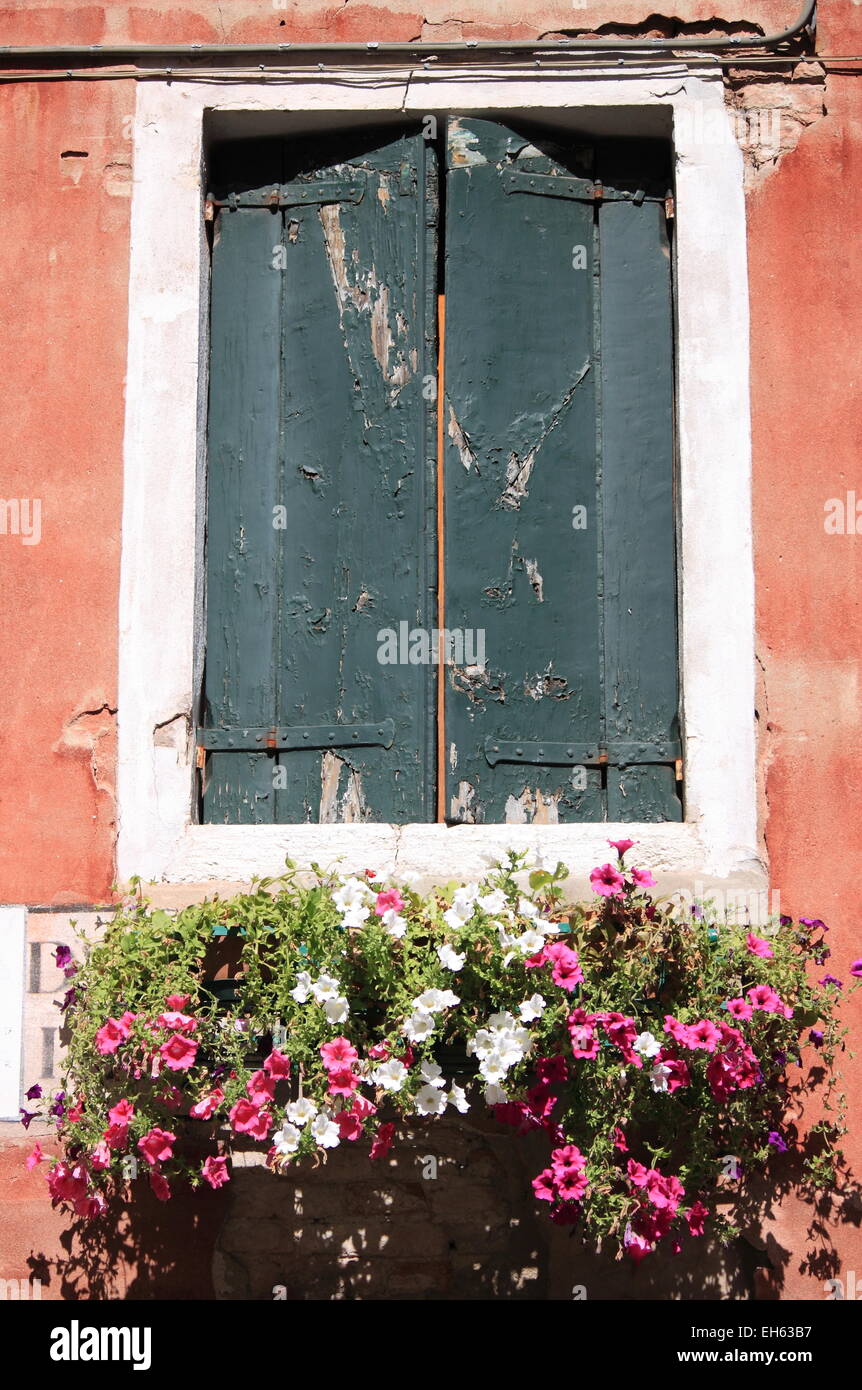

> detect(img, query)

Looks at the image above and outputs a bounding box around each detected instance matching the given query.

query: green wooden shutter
[201,129,437,823]
[443,119,680,823]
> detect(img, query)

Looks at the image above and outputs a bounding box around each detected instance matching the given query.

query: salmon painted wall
[0,1,860,1299]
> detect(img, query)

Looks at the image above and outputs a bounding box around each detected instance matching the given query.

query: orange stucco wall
[0,0,859,1299]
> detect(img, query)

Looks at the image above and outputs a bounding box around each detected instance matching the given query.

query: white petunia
[323,996,350,1024]
[477,888,507,915]
[414,1083,447,1116]
[372,1058,408,1091]
[517,896,540,920]
[286,1097,317,1127]
[483,1083,508,1106]
[437,943,466,971]
[403,1008,436,1043]
[291,970,313,1003]
[311,973,342,1003]
[518,994,547,1023]
[437,989,460,1010]
[341,903,370,929]
[447,1084,470,1114]
[332,877,372,912]
[381,907,407,939]
[634,1031,662,1060]
[478,1050,509,1084]
[311,1112,341,1148]
[413,987,460,1014]
[649,1063,671,1093]
[515,928,545,957]
[272,1121,301,1155]
[419,1060,445,1089]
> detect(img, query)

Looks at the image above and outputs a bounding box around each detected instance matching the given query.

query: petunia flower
[608,839,636,857]
[590,863,626,898]
[201,1156,230,1189]
[746,932,774,959]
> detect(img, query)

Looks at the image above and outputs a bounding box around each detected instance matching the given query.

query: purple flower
[772,1051,787,1068]
[809,1030,825,1045]
[850,960,862,979]
[55,988,77,1012]
[768,1130,788,1153]
[691,904,704,920]
[25,1084,42,1101]
[19,1108,38,1130]
[53,944,72,969]
[48,1091,66,1120]
[820,975,843,989]
[779,914,793,927]
[801,917,828,932]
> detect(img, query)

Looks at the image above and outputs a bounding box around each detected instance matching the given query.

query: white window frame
[118,64,764,895]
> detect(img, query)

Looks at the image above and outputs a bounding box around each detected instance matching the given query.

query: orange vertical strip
[436,294,446,823]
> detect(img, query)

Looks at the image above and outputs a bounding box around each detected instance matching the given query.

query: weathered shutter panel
[202,130,437,823]
[598,144,681,822]
[443,119,680,823]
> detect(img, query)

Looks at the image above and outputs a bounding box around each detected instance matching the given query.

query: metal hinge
[501,170,666,207]
[197,719,395,755]
[665,193,675,220]
[206,176,367,212]
[483,737,681,768]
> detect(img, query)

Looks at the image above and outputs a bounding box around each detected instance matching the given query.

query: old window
[198,116,680,826]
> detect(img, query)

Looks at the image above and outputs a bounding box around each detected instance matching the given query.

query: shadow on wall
[24,1110,856,1300]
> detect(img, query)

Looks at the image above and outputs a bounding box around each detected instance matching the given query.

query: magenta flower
[327,1067,360,1098]
[26,1142,45,1171]
[263,1048,291,1079]
[246,1070,276,1107]
[850,960,862,979]
[746,932,774,959]
[229,1098,272,1141]
[149,1169,171,1202]
[160,1032,198,1072]
[157,1011,197,1033]
[369,1121,395,1161]
[820,975,843,989]
[201,1156,230,1189]
[95,1016,132,1055]
[545,941,584,992]
[25,1084,43,1101]
[590,863,626,898]
[532,1168,557,1203]
[137,1127,176,1167]
[189,1088,224,1120]
[53,944,72,969]
[687,1200,709,1236]
[608,839,636,857]
[320,1036,359,1072]
[375,888,405,916]
[630,867,656,889]
[725,998,753,1022]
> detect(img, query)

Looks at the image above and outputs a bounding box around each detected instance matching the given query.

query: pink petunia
[229,1098,272,1140]
[746,932,774,959]
[149,1168,171,1202]
[320,1037,359,1073]
[165,994,191,1011]
[687,1200,709,1236]
[375,889,405,916]
[246,1070,276,1107]
[685,1020,723,1053]
[189,1087,224,1121]
[263,1048,291,1079]
[137,1127,176,1167]
[608,839,636,857]
[336,1111,364,1142]
[590,863,626,899]
[95,1017,132,1055]
[26,1142,45,1171]
[369,1121,395,1161]
[90,1141,112,1171]
[201,1156,231,1189]
[725,997,753,1021]
[327,1067,360,1098]
[532,1168,557,1203]
[630,866,656,889]
[157,1011,197,1033]
[160,1033,198,1072]
[108,1099,135,1126]
[545,941,584,992]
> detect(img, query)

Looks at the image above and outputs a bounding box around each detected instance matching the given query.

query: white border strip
[0,907,27,1119]
[118,67,761,888]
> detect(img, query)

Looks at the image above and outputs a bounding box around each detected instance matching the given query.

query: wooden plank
[443,117,603,825]
[598,146,681,822]
[273,128,436,822]
[202,199,285,823]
